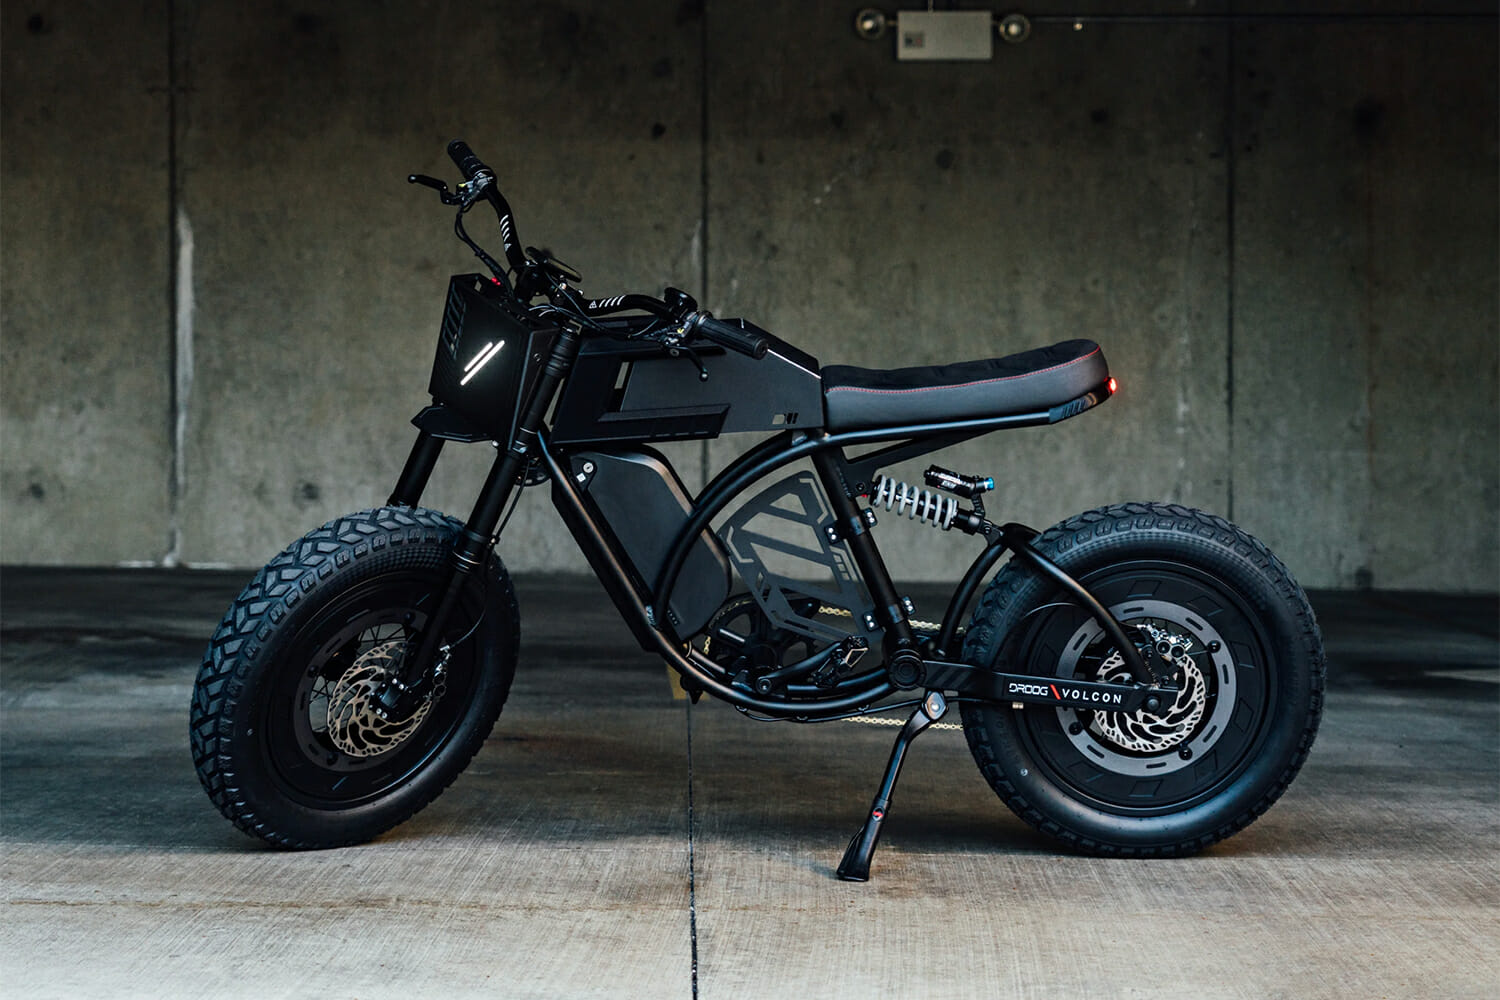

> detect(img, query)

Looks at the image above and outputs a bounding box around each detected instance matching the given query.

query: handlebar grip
[693,314,769,360]
[447,139,490,181]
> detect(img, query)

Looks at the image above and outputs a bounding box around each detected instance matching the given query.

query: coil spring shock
[870,475,960,529]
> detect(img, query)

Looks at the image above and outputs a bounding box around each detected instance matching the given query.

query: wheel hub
[325,640,432,758]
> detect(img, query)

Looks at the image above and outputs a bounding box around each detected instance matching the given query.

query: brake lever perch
[454,172,492,209]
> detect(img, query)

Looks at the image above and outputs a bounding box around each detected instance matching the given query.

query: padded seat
[821,339,1108,432]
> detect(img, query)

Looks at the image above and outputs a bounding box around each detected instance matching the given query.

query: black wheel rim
[1008,559,1274,816]
[259,569,485,809]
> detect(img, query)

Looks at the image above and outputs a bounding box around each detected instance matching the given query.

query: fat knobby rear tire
[189,506,519,848]
[959,502,1325,857]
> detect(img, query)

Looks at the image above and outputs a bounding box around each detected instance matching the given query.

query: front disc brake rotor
[325,640,432,758]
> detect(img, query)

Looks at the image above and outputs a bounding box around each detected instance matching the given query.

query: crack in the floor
[686,699,700,1000]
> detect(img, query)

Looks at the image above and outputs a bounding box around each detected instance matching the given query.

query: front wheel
[189,506,519,848]
[960,502,1325,856]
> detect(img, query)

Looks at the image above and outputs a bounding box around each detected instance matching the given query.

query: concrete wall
[2,2,171,564]
[3,2,1496,592]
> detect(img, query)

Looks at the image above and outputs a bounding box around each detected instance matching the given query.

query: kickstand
[836,691,948,882]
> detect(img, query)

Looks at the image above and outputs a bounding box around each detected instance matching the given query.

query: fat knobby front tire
[189,506,519,848]
[959,502,1325,857]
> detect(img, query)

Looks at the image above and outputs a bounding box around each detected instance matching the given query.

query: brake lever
[666,343,710,382]
[407,172,493,210]
[408,173,459,204]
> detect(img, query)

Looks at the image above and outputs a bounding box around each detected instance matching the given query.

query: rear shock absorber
[868,465,995,532]
[923,465,994,501]
[869,476,960,529]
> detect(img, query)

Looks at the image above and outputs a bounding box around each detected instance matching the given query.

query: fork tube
[385,326,581,704]
[388,430,444,507]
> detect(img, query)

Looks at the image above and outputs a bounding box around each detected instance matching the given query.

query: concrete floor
[1,568,1496,999]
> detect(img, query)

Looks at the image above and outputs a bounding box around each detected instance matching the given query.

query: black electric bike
[190,140,1325,880]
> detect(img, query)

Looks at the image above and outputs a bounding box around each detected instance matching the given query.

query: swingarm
[925,661,1175,714]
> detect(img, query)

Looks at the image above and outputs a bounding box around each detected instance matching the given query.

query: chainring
[702,595,818,673]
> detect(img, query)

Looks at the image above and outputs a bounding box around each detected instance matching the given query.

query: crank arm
[921,660,1177,714]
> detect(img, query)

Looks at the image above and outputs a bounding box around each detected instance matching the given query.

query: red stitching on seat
[824,347,1102,395]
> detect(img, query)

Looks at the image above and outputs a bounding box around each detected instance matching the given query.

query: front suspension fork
[388,430,445,509]
[375,326,582,719]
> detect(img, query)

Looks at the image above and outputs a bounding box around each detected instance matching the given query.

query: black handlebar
[441,139,770,360]
[445,138,527,274]
[691,313,770,359]
[446,139,489,183]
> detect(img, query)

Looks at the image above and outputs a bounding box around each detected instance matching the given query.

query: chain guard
[701,595,873,694]
[702,596,814,669]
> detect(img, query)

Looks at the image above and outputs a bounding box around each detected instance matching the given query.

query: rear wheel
[189,506,518,848]
[960,503,1324,856]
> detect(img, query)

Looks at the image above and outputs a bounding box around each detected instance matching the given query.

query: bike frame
[381,322,1169,725]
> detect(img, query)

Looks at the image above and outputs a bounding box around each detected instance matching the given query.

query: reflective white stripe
[460,340,506,385]
[768,349,821,380]
[462,342,495,372]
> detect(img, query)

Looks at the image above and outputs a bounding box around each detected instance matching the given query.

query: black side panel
[411,404,492,443]
[619,331,823,434]
[570,449,732,638]
[550,337,728,445]
[548,474,662,652]
[550,330,822,446]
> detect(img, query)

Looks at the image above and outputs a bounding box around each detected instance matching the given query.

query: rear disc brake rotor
[1090,637,1206,753]
[1052,600,1236,777]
